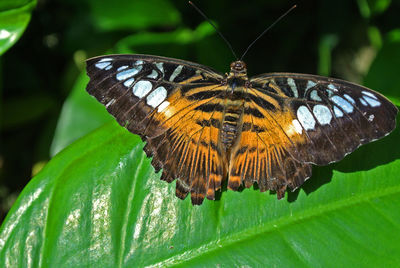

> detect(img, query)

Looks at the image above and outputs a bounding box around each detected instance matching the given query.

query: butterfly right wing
[86,54,228,205]
[228,73,397,198]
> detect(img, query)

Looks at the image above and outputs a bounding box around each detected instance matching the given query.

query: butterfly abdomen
[220,101,244,151]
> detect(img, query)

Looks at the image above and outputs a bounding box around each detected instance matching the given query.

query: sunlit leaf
[0,0,36,55]
[1,117,400,266]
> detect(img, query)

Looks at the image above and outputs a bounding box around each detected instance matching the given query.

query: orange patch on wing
[227,99,310,197]
[147,90,228,205]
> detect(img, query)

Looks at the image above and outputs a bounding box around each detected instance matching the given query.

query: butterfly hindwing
[228,84,314,197]
[86,54,227,204]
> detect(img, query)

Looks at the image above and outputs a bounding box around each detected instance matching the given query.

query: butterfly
[86,54,398,205]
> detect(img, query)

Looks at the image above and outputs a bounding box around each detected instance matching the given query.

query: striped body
[221,101,243,151]
[220,74,248,151]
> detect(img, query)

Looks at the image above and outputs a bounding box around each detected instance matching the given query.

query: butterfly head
[230,61,247,76]
[227,61,249,92]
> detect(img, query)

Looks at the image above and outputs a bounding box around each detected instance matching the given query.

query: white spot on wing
[313,105,332,125]
[95,62,111,69]
[326,89,334,97]
[310,90,322,101]
[333,106,344,117]
[343,94,355,104]
[123,78,135,87]
[331,95,353,113]
[169,65,183,82]
[155,62,164,74]
[360,98,367,106]
[147,70,158,79]
[363,96,381,107]
[362,91,378,99]
[132,81,152,98]
[328,84,338,91]
[116,66,142,81]
[297,105,316,130]
[292,119,303,134]
[368,114,375,121]
[146,86,167,108]
[117,65,129,71]
[95,58,112,69]
[287,78,298,98]
[305,80,317,91]
[157,101,170,112]
[105,65,112,70]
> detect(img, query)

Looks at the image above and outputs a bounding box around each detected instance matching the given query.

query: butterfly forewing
[86,54,398,205]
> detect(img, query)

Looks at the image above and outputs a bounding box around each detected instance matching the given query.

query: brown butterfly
[86,53,397,205]
[85,3,397,205]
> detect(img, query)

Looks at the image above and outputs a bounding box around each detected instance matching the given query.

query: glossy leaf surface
[1,118,399,266]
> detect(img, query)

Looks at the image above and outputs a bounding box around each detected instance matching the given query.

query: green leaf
[0,0,36,55]
[50,72,113,156]
[114,23,215,54]
[364,30,400,106]
[357,0,391,18]
[87,0,180,31]
[1,117,400,266]
[317,34,338,76]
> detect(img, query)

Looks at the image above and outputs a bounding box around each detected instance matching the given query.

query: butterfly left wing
[228,73,398,198]
[86,54,227,205]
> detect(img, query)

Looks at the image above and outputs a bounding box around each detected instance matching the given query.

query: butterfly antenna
[189,1,238,60]
[240,5,297,61]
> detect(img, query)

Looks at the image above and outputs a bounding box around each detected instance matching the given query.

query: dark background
[1,0,399,221]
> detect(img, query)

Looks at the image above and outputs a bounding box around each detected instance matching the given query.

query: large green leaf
[1,117,400,266]
[50,72,113,156]
[0,0,36,55]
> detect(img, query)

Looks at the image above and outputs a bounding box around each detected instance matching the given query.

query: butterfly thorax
[220,61,249,152]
